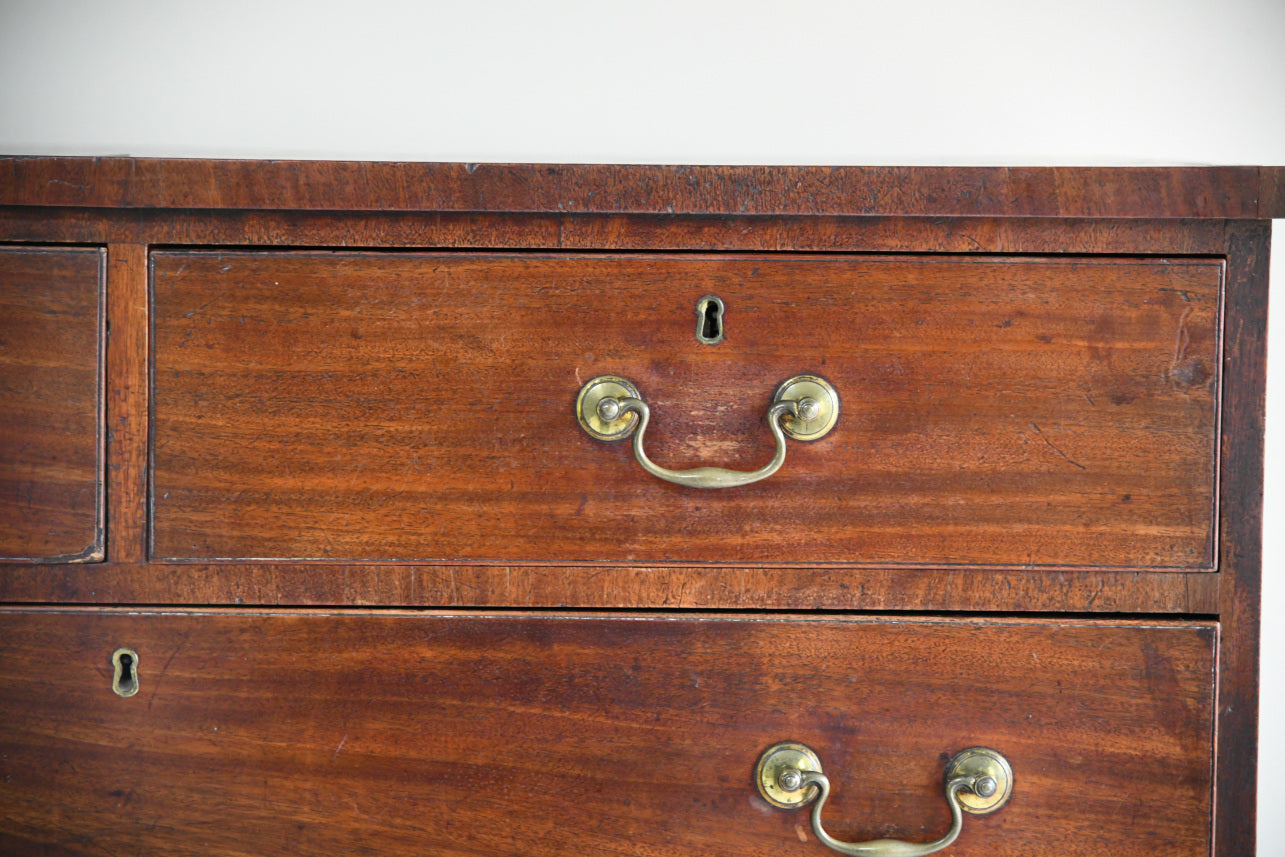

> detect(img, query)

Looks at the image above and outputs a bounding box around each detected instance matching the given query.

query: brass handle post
[575,375,838,490]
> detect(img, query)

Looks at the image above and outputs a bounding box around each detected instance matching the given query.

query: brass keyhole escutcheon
[695,295,725,344]
[112,648,139,697]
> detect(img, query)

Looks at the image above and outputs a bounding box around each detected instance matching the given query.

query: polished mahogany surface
[0,159,1271,857]
[0,610,1216,857]
[151,251,1220,568]
[0,246,102,561]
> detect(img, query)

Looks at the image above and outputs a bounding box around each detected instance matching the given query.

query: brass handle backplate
[575,374,839,489]
[755,742,1013,857]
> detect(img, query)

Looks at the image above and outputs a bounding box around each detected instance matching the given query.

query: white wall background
[3,0,1284,851]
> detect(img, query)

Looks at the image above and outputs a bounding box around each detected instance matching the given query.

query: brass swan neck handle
[755,743,1013,857]
[575,375,839,489]
[611,396,795,489]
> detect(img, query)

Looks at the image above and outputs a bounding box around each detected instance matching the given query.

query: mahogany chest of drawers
[1,159,1281,856]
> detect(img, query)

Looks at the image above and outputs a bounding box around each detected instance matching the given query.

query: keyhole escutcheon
[112,648,139,697]
[696,295,725,344]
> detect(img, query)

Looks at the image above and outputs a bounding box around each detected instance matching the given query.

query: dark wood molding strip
[0,207,1236,256]
[105,245,149,563]
[1,158,1279,219]
[1211,219,1270,857]
[0,561,1218,614]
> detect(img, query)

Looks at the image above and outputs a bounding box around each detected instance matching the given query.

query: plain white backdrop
[3,0,1284,851]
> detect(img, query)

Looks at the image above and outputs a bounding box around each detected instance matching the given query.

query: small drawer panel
[0,246,103,561]
[151,251,1220,568]
[0,610,1214,856]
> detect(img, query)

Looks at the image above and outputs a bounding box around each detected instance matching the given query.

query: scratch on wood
[182,295,223,319]
[45,178,90,191]
[148,631,191,711]
[1171,306,1193,365]
[1029,422,1086,471]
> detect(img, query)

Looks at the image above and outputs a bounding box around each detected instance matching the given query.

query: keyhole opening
[112,648,139,697]
[696,295,725,344]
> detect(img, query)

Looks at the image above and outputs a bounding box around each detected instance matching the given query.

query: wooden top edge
[0,157,1281,219]
[1260,165,1285,219]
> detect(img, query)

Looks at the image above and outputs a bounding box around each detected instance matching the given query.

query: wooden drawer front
[0,246,102,561]
[0,611,1214,856]
[151,251,1219,568]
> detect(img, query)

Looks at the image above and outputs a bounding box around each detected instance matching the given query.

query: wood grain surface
[1211,219,1271,857]
[0,609,1216,857]
[1,157,1282,218]
[151,251,1220,568]
[0,561,1220,613]
[0,207,1235,257]
[0,246,103,561]
[0,160,1268,857]
[106,245,149,563]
